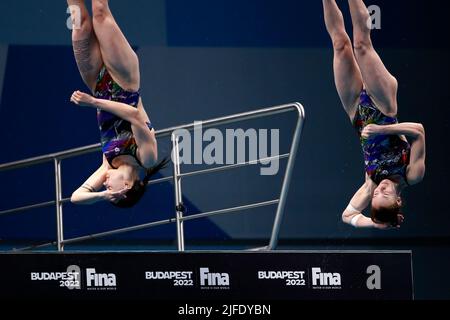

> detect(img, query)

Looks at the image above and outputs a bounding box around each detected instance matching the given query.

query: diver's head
[371,179,404,226]
[109,157,171,208]
[103,166,141,207]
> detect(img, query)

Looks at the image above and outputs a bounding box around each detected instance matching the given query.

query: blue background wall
[0,0,449,299]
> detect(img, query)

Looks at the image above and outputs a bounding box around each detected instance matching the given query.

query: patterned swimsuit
[94,66,152,169]
[353,90,411,185]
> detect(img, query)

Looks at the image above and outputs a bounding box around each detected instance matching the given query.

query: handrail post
[268,104,305,250]
[172,133,185,252]
[54,159,64,252]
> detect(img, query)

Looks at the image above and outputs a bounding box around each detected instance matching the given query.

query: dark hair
[112,157,170,209]
[371,202,404,227]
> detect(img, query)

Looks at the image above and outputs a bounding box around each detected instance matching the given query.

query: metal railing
[0,103,305,252]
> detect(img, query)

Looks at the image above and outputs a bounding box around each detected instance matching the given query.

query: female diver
[68,0,168,208]
[323,0,426,228]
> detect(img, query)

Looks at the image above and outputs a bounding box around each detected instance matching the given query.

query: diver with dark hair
[68,0,168,207]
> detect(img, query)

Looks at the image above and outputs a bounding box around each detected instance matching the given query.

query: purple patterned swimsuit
[353,90,411,185]
[94,66,152,168]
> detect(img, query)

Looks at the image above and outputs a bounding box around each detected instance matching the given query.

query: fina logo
[86,268,117,289]
[311,268,342,287]
[200,268,230,287]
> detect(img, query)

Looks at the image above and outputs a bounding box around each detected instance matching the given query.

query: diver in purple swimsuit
[323,0,426,229]
[67,0,167,208]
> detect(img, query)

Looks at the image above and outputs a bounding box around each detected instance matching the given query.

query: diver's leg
[349,0,398,116]
[68,0,103,92]
[323,0,364,120]
[91,0,140,91]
